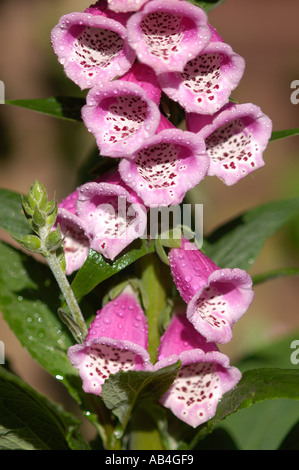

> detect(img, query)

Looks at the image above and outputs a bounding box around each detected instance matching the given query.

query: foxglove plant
[68,288,241,428]
[68,288,151,396]
[118,114,210,206]
[51,6,135,90]
[155,312,242,427]
[3,0,298,454]
[169,238,255,344]
[126,0,211,74]
[186,102,273,185]
[158,24,246,114]
[81,63,161,158]
[57,172,147,268]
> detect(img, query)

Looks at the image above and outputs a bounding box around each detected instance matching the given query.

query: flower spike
[155,312,241,428]
[186,102,272,185]
[169,238,254,344]
[68,289,151,396]
[51,10,135,90]
[126,0,211,74]
[118,115,209,207]
[81,64,161,158]
[158,24,245,115]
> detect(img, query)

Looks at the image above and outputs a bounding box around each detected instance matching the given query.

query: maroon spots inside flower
[135,143,188,190]
[87,195,136,239]
[140,12,184,62]
[172,362,221,419]
[180,53,222,102]
[83,343,137,391]
[194,285,229,329]
[205,119,256,171]
[73,26,124,72]
[102,95,148,144]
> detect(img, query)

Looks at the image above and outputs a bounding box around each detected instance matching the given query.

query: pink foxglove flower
[51,8,135,90]
[158,24,245,115]
[76,176,147,260]
[186,102,272,185]
[118,115,209,207]
[169,238,254,344]
[126,0,211,74]
[68,289,151,396]
[107,0,150,12]
[81,63,161,158]
[154,312,241,428]
[57,190,91,275]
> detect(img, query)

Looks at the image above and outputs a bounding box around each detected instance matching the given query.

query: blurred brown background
[0,0,299,422]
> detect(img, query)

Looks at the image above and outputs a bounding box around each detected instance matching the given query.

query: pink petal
[158,311,218,360]
[87,289,149,348]
[51,11,135,90]
[118,117,209,207]
[76,180,147,259]
[120,61,162,105]
[107,0,150,13]
[126,0,211,74]
[158,36,245,114]
[169,237,218,303]
[58,189,79,215]
[57,189,90,275]
[155,349,241,428]
[68,290,150,396]
[186,102,272,185]
[187,268,254,344]
[81,79,160,158]
[169,238,254,344]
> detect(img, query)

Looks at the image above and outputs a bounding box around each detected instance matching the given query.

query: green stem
[130,408,165,450]
[40,227,88,343]
[138,253,171,364]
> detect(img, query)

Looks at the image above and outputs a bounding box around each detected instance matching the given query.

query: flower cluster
[68,236,254,428]
[51,0,269,428]
[51,0,272,273]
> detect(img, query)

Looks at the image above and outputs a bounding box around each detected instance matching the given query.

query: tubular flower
[76,177,148,260]
[158,24,245,115]
[81,63,161,158]
[169,238,254,344]
[57,190,91,276]
[68,289,151,396]
[118,115,209,207]
[186,102,272,185]
[51,9,135,90]
[154,312,242,428]
[126,0,211,74]
[107,0,150,12]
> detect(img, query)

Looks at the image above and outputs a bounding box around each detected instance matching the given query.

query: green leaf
[191,368,299,447]
[71,240,156,299]
[218,399,299,450]
[279,420,299,450]
[5,96,85,121]
[270,128,299,141]
[203,197,299,270]
[0,188,32,238]
[193,0,227,12]
[101,362,181,435]
[252,266,299,285]
[0,241,79,400]
[0,366,90,450]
